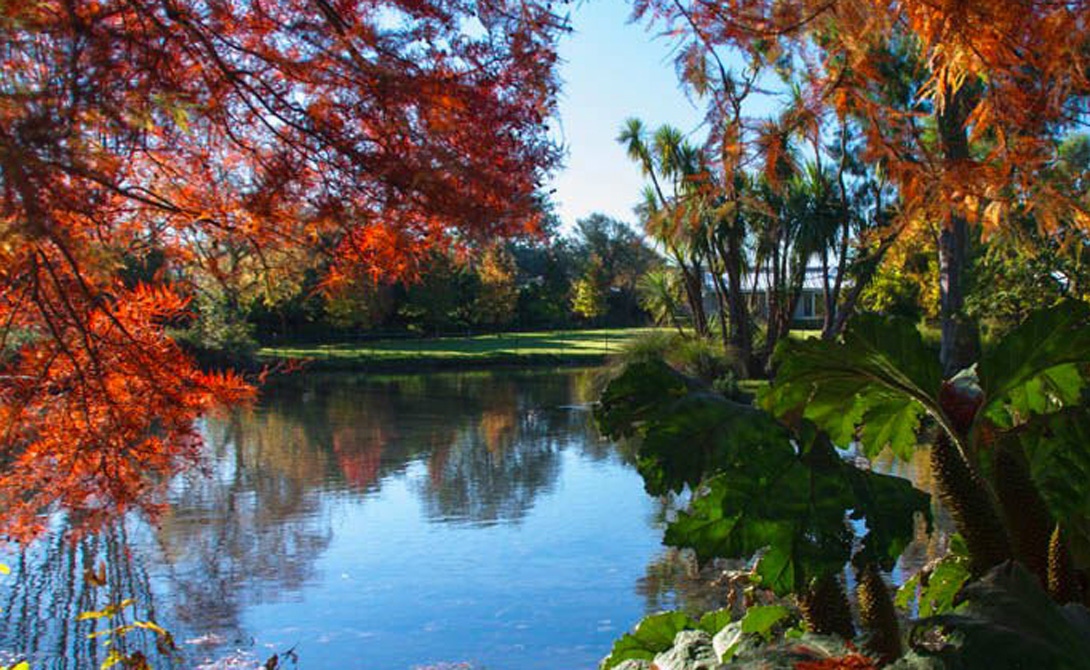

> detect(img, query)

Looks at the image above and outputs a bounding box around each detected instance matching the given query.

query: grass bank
[258,328,660,372]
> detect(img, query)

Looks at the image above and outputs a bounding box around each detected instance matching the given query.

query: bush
[613,331,735,383]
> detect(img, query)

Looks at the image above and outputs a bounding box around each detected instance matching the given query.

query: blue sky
[546,0,706,232]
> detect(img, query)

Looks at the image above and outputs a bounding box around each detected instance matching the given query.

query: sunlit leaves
[978,300,1090,427]
[897,535,971,618]
[0,0,565,538]
[762,314,944,459]
[634,0,1090,278]
[78,598,135,621]
[599,610,732,670]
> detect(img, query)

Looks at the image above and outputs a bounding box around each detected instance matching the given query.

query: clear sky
[546,0,706,232]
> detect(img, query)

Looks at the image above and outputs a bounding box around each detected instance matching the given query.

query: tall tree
[633,0,1090,375]
[0,0,563,538]
[619,119,711,336]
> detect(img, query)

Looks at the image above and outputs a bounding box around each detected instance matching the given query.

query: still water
[0,368,941,670]
[0,369,734,669]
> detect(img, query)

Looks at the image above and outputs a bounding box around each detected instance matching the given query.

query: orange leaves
[641,0,1090,247]
[0,247,253,542]
[0,0,563,539]
[794,652,877,670]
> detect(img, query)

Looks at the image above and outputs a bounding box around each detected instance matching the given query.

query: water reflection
[0,369,654,669]
[0,524,172,669]
[0,369,946,670]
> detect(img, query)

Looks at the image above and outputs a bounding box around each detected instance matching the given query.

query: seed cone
[1048,524,1081,604]
[856,563,901,665]
[931,433,1012,575]
[798,574,854,640]
[993,434,1052,586]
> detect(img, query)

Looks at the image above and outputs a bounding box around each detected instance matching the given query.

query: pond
[0,368,941,670]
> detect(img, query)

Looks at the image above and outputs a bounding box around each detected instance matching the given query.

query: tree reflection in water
[0,369,957,669]
[0,523,174,669]
[0,369,694,668]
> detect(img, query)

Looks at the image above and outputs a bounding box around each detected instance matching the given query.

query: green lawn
[259,328,660,370]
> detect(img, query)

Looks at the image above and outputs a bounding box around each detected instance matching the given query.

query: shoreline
[256,351,611,373]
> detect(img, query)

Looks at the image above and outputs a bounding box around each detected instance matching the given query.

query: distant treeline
[150,213,662,364]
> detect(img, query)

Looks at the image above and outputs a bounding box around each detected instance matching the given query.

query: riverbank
[257,328,660,372]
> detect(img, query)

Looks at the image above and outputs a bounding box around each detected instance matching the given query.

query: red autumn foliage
[794,653,877,670]
[0,0,562,540]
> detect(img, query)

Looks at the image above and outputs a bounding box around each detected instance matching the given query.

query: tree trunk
[937,88,980,376]
[670,247,706,338]
[721,222,754,377]
[821,248,834,336]
[825,234,895,339]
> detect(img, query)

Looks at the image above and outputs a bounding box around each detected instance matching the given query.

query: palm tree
[618,118,710,336]
[638,269,687,335]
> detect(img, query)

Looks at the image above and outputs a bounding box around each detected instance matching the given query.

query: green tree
[571,257,608,322]
[473,245,519,329]
[572,213,661,324]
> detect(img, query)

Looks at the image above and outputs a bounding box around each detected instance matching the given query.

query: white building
[706,266,840,329]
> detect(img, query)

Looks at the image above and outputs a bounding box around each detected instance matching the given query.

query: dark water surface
[0,368,942,670]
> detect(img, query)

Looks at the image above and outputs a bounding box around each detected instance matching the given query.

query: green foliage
[977,299,1090,427]
[761,313,945,459]
[1017,408,1090,566]
[897,535,972,617]
[715,606,796,662]
[614,330,737,383]
[572,274,608,321]
[638,268,686,330]
[662,447,928,595]
[764,303,1090,458]
[473,245,519,328]
[596,359,929,596]
[635,392,793,496]
[740,606,792,640]
[172,290,259,368]
[1018,409,1090,525]
[664,464,853,596]
[913,562,1090,669]
[599,609,734,670]
[596,359,794,496]
[399,252,478,333]
[966,242,1071,334]
[595,359,695,440]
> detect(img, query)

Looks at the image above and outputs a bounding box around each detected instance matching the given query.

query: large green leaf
[846,466,932,570]
[761,314,944,459]
[697,608,735,636]
[597,359,797,495]
[915,562,1090,669]
[1017,407,1090,526]
[1015,407,1090,568]
[663,462,855,596]
[636,391,796,495]
[599,611,697,670]
[979,300,1090,428]
[739,605,791,640]
[595,359,695,439]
